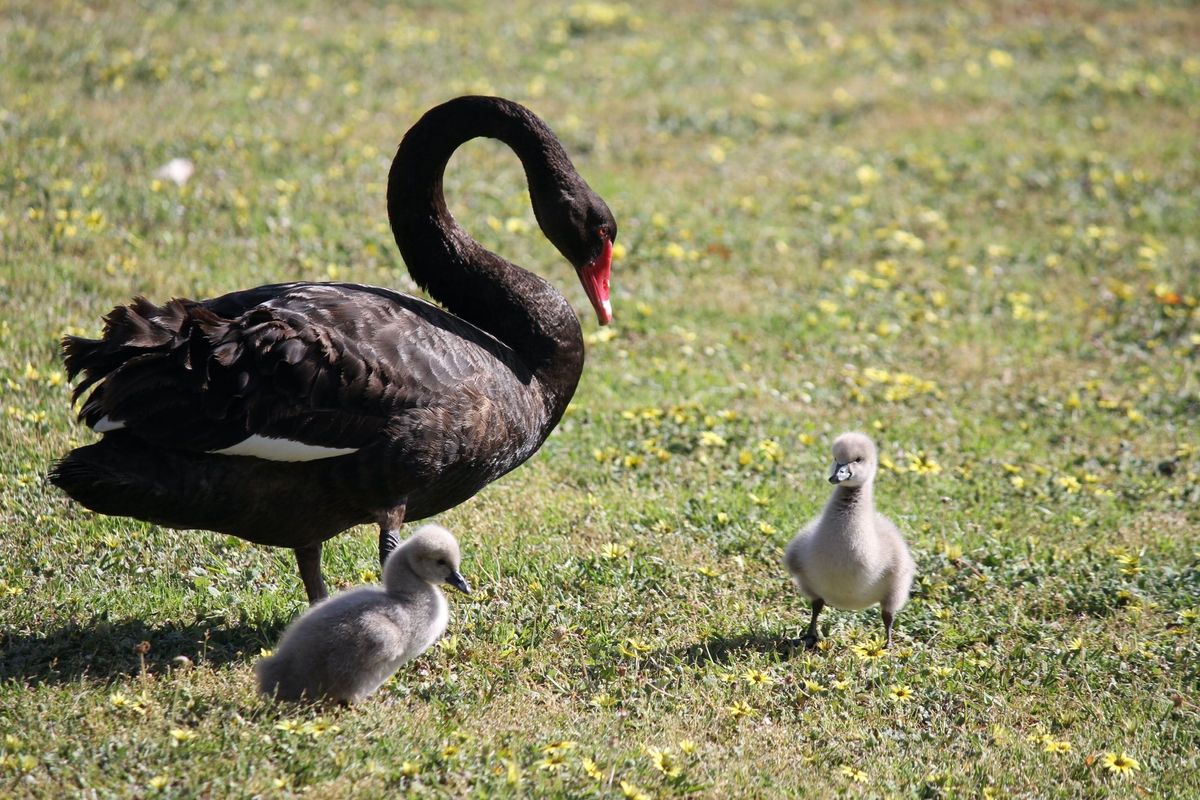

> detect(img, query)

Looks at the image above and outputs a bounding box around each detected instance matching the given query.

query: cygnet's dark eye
[855,457,863,463]
[437,558,447,566]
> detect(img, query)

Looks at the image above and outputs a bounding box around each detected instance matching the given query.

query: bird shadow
[0,615,289,686]
[666,629,798,667]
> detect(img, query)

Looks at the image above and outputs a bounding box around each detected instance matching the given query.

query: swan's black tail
[48,432,281,539]
[48,432,367,549]
[61,296,222,432]
[48,434,200,526]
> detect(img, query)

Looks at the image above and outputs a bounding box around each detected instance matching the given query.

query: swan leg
[881,609,895,648]
[294,543,327,604]
[375,502,407,568]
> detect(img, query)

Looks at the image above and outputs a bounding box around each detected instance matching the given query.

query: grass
[1,0,1198,796]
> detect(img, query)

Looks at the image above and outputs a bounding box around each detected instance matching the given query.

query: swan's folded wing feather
[63,283,524,455]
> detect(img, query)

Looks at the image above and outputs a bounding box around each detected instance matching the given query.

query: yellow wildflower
[726,700,754,719]
[619,638,652,657]
[1100,752,1140,775]
[839,765,867,783]
[1056,475,1081,492]
[852,643,887,660]
[742,669,772,686]
[537,753,567,771]
[590,692,618,709]
[601,543,630,559]
[169,728,196,744]
[621,780,651,800]
[647,747,682,777]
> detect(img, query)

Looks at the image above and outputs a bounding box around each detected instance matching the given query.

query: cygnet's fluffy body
[256,524,471,703]
[784,432,914,647]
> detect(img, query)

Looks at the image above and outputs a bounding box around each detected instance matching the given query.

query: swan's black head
[534,181,618,326]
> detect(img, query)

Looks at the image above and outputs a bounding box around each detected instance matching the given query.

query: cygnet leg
[881,609,895,648]
[801,598,825,648]
[375,502,407,568]
[294,543,327,604]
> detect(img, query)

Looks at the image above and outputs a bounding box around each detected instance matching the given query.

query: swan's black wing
[63,282,533,455]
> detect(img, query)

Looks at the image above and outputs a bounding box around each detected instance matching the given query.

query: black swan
[50,96,617,602]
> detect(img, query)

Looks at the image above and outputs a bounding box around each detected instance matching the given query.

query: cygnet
[784,432,914,648]
[256,523,471,703]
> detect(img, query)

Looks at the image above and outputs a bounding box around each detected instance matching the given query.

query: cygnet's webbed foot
[801,599,820,652]
[787,598,825,651]
[785,634,820,651]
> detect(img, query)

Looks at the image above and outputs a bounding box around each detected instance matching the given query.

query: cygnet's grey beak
[829,463,851,484]
[447,570,472,594]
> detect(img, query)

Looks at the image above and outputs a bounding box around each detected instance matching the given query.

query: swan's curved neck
[386,97,583,403]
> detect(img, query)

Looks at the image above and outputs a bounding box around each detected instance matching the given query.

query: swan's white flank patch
[213,435,359,462]
[93,416,126,432]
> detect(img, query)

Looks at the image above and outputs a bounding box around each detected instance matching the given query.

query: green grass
[2,0,1199,796]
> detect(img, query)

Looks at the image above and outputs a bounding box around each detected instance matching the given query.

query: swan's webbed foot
[375,502,407,568]
[379,528,401,567]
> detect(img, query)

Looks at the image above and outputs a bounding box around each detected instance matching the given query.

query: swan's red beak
[579,237,613,325]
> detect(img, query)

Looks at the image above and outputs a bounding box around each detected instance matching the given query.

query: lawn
[1,0,1198,797]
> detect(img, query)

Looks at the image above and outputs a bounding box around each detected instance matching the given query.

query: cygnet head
[393,524,471,594]
[828,432,878,487]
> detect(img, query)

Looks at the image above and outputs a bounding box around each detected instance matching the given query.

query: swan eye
[436,558,447,566]
[855,457,863,463]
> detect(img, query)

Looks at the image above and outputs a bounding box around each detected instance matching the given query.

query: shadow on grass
[0,616,288,686]
[669,629,797,666]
